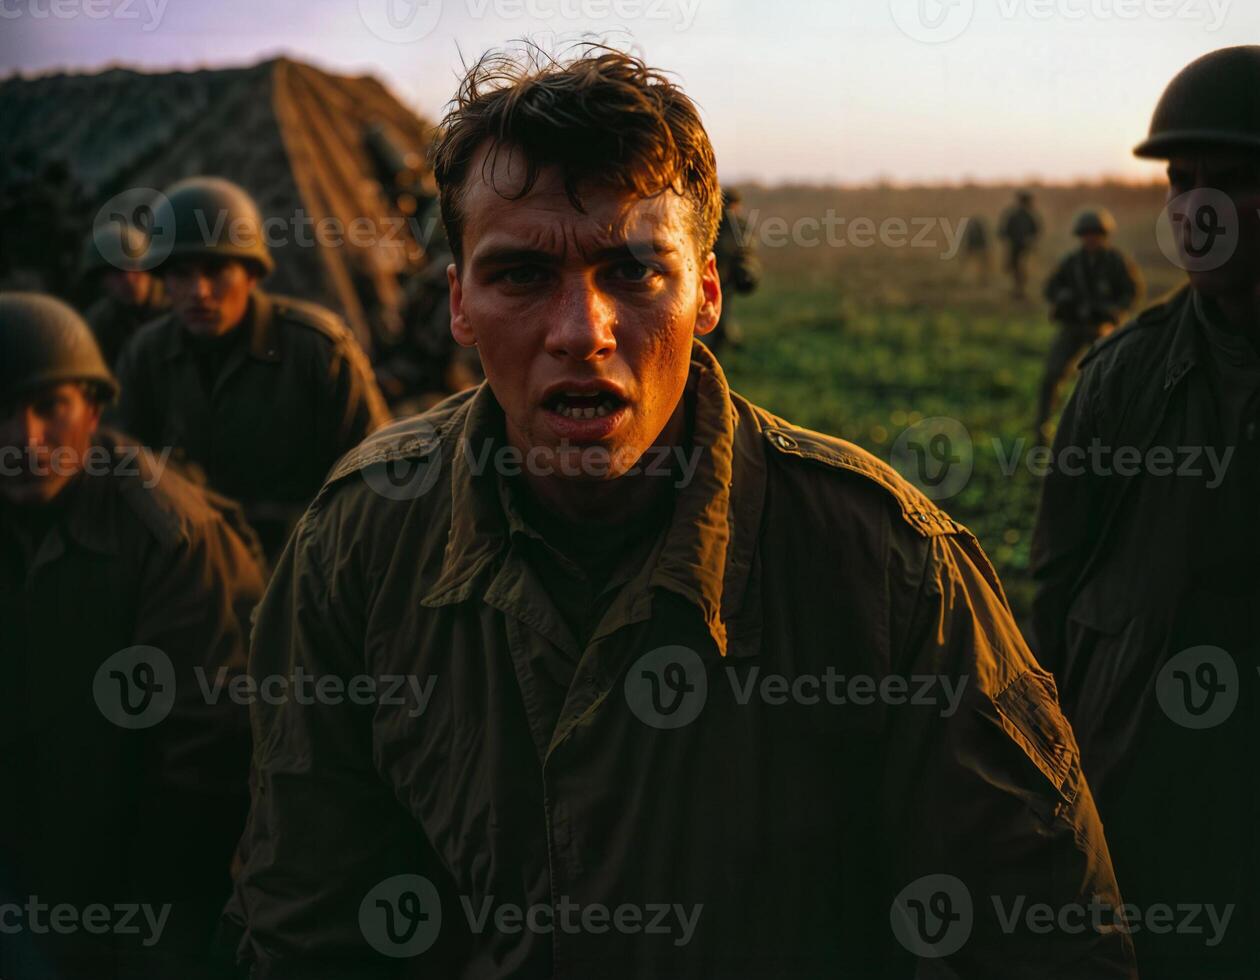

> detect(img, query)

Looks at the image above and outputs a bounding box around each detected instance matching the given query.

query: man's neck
[518,391,690,530]
[1209,286,1260,347]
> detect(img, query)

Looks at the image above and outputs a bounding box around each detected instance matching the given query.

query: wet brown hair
[432,44,721,266]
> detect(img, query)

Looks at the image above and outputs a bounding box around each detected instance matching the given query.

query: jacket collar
[161,289,283,364]
[419,341,766,657]
[1163,287,1206,389]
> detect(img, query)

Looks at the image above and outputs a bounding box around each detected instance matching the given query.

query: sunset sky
[2,0,1256,184]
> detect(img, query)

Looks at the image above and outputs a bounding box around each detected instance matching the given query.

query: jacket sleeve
[322,339,392,464]
[230,492,455,978]
[1108,255,1142,321]
[1030,362,1106,676]
[130,493,267,896]
[1043,256,1071,305]
[883,525,1136,979]
[112,340,155,446]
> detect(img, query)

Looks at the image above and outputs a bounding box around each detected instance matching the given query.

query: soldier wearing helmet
[78,222,169,369]
[114,177,390,563]
[998,188,1043,299]
[700,186,760,358]
[0,293,265,979]
[1033,207,1142,440]
[1033,46,1260,979]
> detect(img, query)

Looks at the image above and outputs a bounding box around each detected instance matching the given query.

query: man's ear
[694,250,722,337]
[449,262,477,347]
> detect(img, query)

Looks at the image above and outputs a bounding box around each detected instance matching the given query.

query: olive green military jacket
[84,279,169,370]
[230,342,1134,978]
[1043,248,1142,329]
[114,290,390,556]
[1031,286,1260,975]
[0,432,265,978]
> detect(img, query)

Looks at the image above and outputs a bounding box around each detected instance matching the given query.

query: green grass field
[721,182,1184,625]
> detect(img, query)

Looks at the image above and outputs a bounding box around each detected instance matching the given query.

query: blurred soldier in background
[0,293,264,980]
[375,214,484,413]
[0,159,86,296]
[700,187,760,357]
[959,214,991,284]
[1033,46,1260,979]
[115,177,390,564]
[1033,208,1141,441]
[78,223,169,369]
[998,189,1042,299]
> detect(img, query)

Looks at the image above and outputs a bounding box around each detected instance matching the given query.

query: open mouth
[544,391,627,420]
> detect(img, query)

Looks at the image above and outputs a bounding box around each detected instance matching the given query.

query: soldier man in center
[228,48,1135,977]
[1034,208,1142,442]
[116,177,390,563]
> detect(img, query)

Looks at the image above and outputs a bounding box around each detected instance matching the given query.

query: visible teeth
[552,401,615,420]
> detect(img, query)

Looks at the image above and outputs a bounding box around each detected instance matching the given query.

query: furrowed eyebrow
[471,245,558,267]
[588,241,678,263]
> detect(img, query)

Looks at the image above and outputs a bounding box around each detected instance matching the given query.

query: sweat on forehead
[460,147,688,261]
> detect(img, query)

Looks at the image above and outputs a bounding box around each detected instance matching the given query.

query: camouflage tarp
[0,57,437,355]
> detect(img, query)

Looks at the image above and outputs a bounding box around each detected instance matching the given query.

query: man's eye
[499,266,546,286]
[610,260,656,282]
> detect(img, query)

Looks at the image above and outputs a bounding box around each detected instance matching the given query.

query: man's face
[1080,232,1108,253]
[449,145,721,481]
[0,383,101,506]
[102,268,153,308]
[164,257,256,337]
[1167,151,1260,296]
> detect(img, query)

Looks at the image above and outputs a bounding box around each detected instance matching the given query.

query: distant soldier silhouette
[998,189,1042,299]
[959,215,991,284]
[377,213,484,412]
[78,223,169,369]
[702,188,760,357]
[1034,208,1141,441]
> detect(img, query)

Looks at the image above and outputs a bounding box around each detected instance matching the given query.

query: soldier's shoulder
[315,387,477,504]
[270,294,354,346]
[121,310,178,356]
[82,294,112,325]
[1079,285,1191,370]
[97,434,234,550]
[744,400,965,538]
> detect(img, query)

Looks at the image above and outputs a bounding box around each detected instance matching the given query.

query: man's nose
[546,278,617,360]
[17,406,46,448]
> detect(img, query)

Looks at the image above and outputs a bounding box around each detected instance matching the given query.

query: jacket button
[771,431,798,450]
